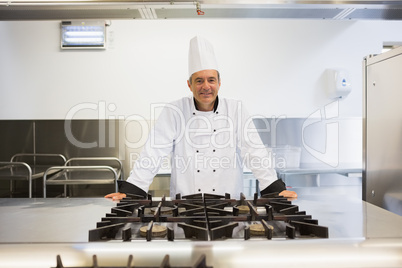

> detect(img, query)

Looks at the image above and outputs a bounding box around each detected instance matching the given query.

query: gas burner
[89,192,328,242]
[54,254,211,268]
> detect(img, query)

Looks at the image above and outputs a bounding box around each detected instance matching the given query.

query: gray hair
[188,70,220,85]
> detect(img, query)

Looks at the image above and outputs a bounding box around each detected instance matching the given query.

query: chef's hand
[279,190,298,199]
[104,192,126,201]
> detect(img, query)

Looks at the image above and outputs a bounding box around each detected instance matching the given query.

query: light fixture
[61,21,106,49]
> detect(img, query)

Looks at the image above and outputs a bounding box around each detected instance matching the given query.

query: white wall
[0,19,401,120]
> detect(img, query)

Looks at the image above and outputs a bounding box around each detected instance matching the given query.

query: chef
[106,36,297,200]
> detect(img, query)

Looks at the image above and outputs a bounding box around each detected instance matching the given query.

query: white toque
[188,36,219,78]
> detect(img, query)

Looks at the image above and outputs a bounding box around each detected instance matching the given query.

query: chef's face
[188,69,221,111]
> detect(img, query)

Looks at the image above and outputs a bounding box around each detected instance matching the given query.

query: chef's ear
[187,80,193,91]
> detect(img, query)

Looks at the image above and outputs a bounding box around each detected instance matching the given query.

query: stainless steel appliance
[88,192,328,242]
[363,46,402,216]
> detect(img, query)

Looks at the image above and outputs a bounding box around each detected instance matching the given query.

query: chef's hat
[188,36,219,78]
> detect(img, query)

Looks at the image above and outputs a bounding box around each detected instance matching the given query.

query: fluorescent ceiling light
[61,21,106,49]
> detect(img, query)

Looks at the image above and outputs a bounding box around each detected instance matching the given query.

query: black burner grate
[89,192,328,242]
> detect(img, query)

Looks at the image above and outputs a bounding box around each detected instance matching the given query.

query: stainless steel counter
[276,165,362,179]
[0,187,401,268]
[0,198,113,243]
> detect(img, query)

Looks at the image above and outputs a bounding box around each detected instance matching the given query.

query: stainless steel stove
[0,187,401,268]
[89,192,328,243]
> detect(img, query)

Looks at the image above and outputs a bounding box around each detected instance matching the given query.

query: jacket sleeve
[125,103,180,194]
[237,101,280,191]
[260,179,286,196]
[118,180,147,197]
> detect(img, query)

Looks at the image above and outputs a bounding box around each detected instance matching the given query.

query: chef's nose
[201,80,211,90]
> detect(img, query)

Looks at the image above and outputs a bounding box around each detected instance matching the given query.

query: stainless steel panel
[0,120,121,160]
[0,238,402,268]
[0,120,123,197]
[1,1,402,20]
[349,7,402,20]
[0,120,33,161]
[0,121,34,197]
[35,120,120,159]
[364,46,402,215]
[36,120,122,197]
[155,7,342,19]
[0,8,142,20]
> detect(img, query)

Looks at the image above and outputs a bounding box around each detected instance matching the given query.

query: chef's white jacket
[126,96,278,197]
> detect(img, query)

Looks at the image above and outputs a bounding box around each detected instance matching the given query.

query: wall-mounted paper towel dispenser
[327,69,352,99]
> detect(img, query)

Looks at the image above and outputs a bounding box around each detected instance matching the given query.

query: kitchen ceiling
[0,0,402,20]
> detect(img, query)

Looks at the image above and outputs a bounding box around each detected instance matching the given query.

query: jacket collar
[193,95,219,113]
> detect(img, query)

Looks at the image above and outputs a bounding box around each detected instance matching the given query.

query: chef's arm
[238,103,297,199]
[105,105,178,201]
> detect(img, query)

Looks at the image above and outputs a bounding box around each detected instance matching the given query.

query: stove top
[89,192,328,242]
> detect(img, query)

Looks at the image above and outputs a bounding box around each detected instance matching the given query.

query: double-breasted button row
[198,188,216,192]
[195,149,216,153]
[192,111,219,115]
